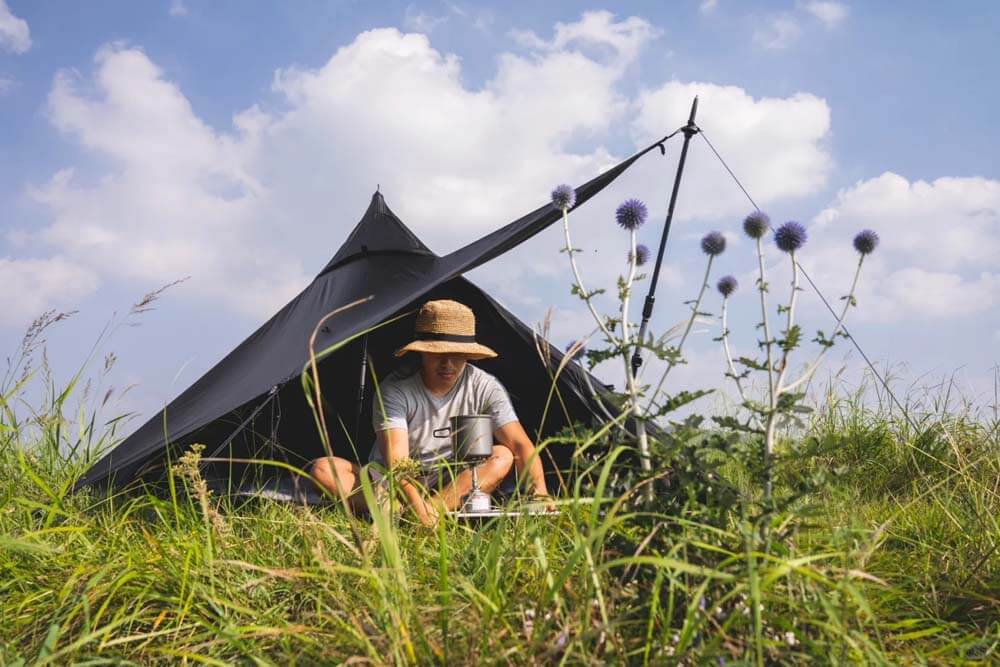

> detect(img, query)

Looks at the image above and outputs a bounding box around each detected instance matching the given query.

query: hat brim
[394,340,498,360]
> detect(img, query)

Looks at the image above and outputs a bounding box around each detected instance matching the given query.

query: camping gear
[432,415,495,461]
[433,414,496,513]
[75,134,676,498]
[632,97,700,375]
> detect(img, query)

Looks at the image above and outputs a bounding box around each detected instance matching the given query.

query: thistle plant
[552,186,723,474]
[719,213,880,506]
[553,185,653,469]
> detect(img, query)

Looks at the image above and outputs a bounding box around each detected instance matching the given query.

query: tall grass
[1,330,998,664]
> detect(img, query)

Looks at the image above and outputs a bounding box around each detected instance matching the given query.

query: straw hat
[394,299,497,360]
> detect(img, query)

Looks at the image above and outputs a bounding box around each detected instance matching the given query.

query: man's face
[420,352,470,386]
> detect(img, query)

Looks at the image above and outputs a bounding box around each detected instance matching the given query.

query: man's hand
[380,428,439,525]
[529,491,557,513]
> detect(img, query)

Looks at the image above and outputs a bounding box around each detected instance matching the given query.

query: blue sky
[1,0,997,431]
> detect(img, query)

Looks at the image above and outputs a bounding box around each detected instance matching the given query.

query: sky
[1,0,997,436]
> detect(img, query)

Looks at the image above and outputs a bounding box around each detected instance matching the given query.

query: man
[311,299,550,525]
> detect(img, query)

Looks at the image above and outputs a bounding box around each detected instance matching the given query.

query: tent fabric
[77,138,668,492]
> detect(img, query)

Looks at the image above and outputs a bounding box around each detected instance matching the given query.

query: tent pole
[631,96,700,377]
[631,97,700,476]
[353,333,369,447]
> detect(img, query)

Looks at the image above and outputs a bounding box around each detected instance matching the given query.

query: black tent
[77,139,668,495]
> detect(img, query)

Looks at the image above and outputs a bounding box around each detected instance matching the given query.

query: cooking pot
[432,415,494,461]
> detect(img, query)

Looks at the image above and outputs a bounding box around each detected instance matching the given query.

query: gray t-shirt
[370,364,519,468]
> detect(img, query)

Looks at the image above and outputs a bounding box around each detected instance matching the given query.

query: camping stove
[463,457,493,513]
[433,415,495,514]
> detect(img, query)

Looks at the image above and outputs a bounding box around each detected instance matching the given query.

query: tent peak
[321,191,435,274]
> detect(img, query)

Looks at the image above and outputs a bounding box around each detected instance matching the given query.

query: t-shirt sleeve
[373,381,409,432]
[481,375,519,432]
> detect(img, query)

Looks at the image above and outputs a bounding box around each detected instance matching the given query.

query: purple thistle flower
[743,211,770,239]
[717,275,738,297]
[700,231,727,256]
[615,198,648,231]
[630,243,650,266]
[564,340,586,361]
[853,229,879,255]
[774,221,807,253]
[551,184,576,210]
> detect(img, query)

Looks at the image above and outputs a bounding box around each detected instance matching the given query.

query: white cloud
[509,10,660,66]
[0,76,13,94]
[0,0,31,54]
[878,269,998,318]
[34,46,307,320]
[796,172,1000,321]
[169,0,188,17]
[753,14,801,50]
[813,173,1000,271]
[0,257,99,326]
[801,1,848,29]
[631,81,832,221]
[699,0,719,14]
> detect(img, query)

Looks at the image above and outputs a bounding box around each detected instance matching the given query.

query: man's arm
[494,420,549,497]
[378,427,437,526]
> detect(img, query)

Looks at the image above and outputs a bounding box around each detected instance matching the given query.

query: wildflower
[717,275,738,297]
[551,184,576,210]
[784,631,799,647]
[774,221,807,253]
[615,198,648,231]
[853,229,879,255]
[701,231,727,256]
[630,243,650,266]
[743,211,770,238]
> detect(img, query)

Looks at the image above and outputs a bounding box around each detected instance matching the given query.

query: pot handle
[432,427,452,438]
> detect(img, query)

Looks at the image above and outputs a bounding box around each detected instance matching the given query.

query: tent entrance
[189,276,609,497]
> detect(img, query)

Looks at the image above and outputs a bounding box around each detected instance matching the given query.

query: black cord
[699,130,760,212]
[697,128,919,431]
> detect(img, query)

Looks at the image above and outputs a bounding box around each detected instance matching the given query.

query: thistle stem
[781,257,865,394]
[563,207,649,470]
[720,297,749,406]
[755,237,776,413]
[621,231,651,473]
[562,209,614,343]
[763,250,800,505]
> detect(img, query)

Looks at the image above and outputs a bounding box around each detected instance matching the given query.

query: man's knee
[490,445,515,475]
[311,456,355,491]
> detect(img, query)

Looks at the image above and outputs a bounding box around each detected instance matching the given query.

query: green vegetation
[2,337,997,664]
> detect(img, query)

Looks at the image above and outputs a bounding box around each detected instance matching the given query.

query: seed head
[701,231,727,256]
[853,229,879,255]
[774,221,807,253]
[743,211,770,239]
[630,243,650,266]
[615,198,648,231]
[551,184,576,210]
[717,275,738,297]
